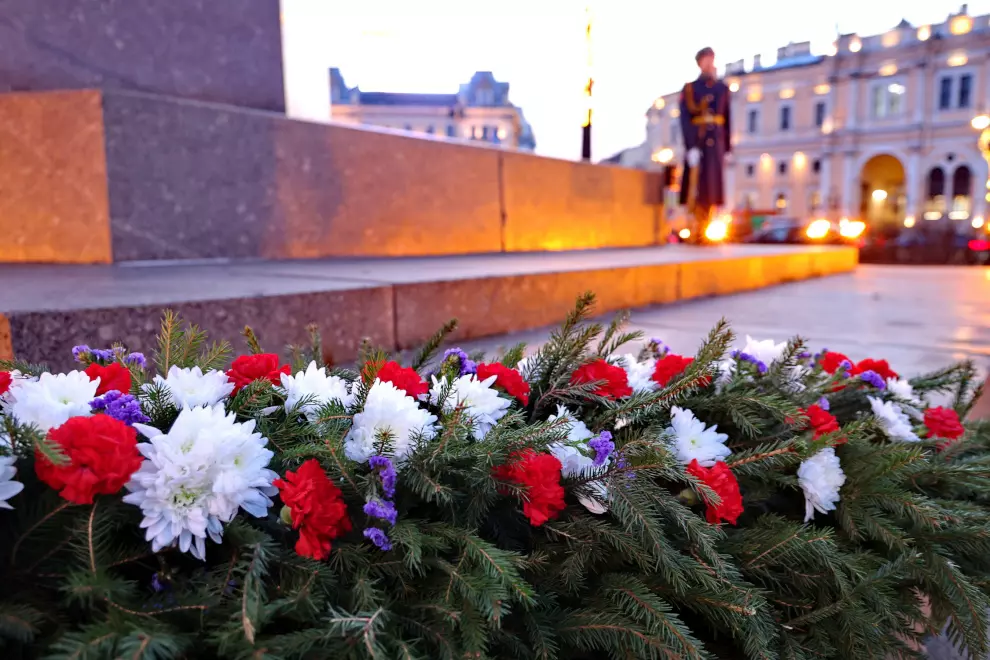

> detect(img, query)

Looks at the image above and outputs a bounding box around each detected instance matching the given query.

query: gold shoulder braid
[683,82,699,115]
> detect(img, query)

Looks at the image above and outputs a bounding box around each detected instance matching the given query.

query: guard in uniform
[678,47,732,242]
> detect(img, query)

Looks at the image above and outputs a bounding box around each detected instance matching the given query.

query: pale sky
[283,0,990,161]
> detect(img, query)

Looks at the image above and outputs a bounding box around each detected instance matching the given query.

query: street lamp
[581,5,593,161]
[974,113,990,206]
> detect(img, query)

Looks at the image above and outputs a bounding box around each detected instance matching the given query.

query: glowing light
[705,219,729,242]
[882,31,899,48]
[969,239,990,252]
[760,153,772,168]
[888,83,906,95]
[729,81,740,92]
[827,42,838,57]
[670,108,680,118]
[497,127,508,140]
[904,215,916,228]
[973,216,985,229]
[747,89,763,103]
[814,84,830,95]
[779,88,795,100]
[917,25,931,41]
[839,220,866,238]
[924,211,942,221]
[950,15,973,35]
[652,148,674,164]
[972,115,990,131]
[948,211,968,220]
[879,63,897,77]
[871,189,888,202]
[806,219,831,240]
[948,52,968,67]
[821,118,834,134]
[849,38,862,53]
[653,98,665,110]
[678,228,691,240]
[793,152,807,168]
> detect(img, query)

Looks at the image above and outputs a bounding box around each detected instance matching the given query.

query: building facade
[645,5,990,232]
[329,69,536,150]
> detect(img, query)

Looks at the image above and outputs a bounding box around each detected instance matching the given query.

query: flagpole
[581,4,593,161]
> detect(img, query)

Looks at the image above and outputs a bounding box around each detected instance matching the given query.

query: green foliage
[2,300,989,659]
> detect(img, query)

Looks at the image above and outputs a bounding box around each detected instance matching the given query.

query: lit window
[775,193,788,211]
[870,82,905,118]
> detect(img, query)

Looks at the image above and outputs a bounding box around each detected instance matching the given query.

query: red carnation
[652,354,694,387]
[275,459,352,560]
[820,351,855,375]
[477,362,531,406]
[36,415,142,504]
[0,371,10,396]
[493,450,566,526]
[84,362,132,396]
[805,404,843,442]
[376,361,429,399]
[226,353,291,394]
[686,459,744,525]
[570,359,633,399]
[925,407,966,451]
[855,358,898,381]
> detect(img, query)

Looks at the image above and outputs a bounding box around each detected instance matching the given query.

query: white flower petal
[665,407,731,467]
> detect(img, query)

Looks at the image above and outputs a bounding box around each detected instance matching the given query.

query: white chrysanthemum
[149,366,234,410]
[280,361,354,420]
[515,357,533,381]
[430,374,512,440]
[0,456,24,510]
[868,396,921,443]
[547,405,598,477]
[798,447,846,522]
[614,354,657,393]
[715,356,736,390]
[123,405,277,560]
[665,406,731,467]
[4,371,96,432]
[741,335,787,367]
[886,378,924,419]
[345,380,438,464]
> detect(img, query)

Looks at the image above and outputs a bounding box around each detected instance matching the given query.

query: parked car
[861,225,990,265]
[743,217,865,247]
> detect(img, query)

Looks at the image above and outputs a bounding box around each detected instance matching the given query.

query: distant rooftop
[356,92,459,107]
[329,68,515,108]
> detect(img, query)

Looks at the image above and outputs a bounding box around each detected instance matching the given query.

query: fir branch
[242,326,264,354]
[410,319,458,371]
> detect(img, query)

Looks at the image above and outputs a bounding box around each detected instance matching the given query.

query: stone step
[0,244,857,371]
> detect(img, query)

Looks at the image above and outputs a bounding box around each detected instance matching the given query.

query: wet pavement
[459,264,990,380]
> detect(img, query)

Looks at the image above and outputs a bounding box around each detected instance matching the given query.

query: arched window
[926,167,946,216]
[775,193,788,212]
[951,165,972,218]
[809,190,822,211]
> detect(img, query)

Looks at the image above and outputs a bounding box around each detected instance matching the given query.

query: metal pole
[581,5,592,161]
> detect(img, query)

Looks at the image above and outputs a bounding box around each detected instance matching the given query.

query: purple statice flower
[125,352,147,368]
[443,348,477,376]
[90,390,151,425]
[838,360,853,373]
[736,352,768,374]
[369,455,397,499]
[364,527,392,551]
[818,397,830,411]
[813,348,829,363]
[798,351,812,360]
[588,431,615,467]
[859,370,886,390]
[363,499,398,526]
[650,338,670,356]
[90,348,116,363]
[72,345,92,362]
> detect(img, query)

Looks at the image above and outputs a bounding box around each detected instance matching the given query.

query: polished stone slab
[0,0,284,112]
[0,245,856,370]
